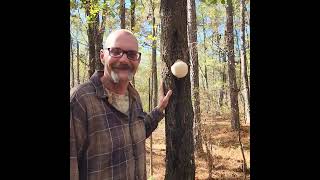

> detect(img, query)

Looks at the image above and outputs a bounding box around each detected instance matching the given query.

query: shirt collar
[89,70,139,101]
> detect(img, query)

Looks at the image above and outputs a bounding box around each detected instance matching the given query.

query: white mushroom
[171,59,188,78]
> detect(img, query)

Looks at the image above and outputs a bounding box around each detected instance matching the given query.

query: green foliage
[201,0,226,5]
[147,34,157,41]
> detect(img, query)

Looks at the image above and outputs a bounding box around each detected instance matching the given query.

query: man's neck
[100,75,129,95]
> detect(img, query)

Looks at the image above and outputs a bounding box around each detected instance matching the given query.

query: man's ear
[100,49,105,65]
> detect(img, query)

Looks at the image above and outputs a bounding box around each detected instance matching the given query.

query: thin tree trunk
[150,0,158,110]
[95,12,104,71]
[187,0,204,157]
[130,0,136,86]
[237,126,248,179]
[241,0,250,124]
[77,41,80,85]
[203,135,214,179]
[219,62,226,108]
[204,65,208,90]
[199,65,206,91]
[130,0,136,31]
[202,15,209,90]
[226,0,240,130]
[220,51,228,108]
[96,0,108,72]
[120,0,126,29]
[201,15,210,114]
[85,0,96,78]
[217,34,225,109]
[87,26,96,77]
[148,77,153,176]
[71,36,75,88]
[160,0,195,179]
[235,29,241,63]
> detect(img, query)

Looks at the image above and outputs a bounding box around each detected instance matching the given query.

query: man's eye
[112,49,122,54]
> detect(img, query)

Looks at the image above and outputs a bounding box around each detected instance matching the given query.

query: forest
[70,0,250,179]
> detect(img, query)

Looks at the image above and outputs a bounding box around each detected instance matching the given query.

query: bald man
[70,29,172,180]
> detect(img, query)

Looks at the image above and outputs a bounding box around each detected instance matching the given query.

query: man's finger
[159,80,164,98]
[163,89,173,102]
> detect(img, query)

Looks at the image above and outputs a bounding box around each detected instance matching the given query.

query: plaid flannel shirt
[70,71,164,180]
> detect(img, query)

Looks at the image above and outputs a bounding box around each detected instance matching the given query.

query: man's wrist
[156,106,164,113]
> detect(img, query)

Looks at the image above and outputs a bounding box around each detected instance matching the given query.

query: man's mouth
[111,64,132,71]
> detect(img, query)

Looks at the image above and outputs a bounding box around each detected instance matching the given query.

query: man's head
[100,29,141,84]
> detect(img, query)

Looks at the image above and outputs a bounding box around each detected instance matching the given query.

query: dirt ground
[145,115,250,180]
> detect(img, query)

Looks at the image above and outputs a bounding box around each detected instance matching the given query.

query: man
[70,29,172,180]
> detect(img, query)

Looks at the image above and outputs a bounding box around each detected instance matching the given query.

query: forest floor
[145,114,250,180]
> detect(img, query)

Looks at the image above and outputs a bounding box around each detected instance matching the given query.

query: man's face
[101,32,140,83]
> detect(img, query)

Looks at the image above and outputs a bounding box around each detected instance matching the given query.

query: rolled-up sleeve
[141,107,165,138]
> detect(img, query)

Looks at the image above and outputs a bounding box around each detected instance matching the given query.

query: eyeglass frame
[106,47,141,61]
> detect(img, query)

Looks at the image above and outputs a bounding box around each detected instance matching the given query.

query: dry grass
[145,114,250,180]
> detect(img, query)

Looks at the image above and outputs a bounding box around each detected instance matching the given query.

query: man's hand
[156,81,173,113]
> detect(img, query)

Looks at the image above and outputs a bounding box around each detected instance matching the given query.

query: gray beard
[111,70,133,84]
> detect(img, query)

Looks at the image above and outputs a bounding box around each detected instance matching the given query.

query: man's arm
[70,92,87,180]
[143,81,172,138]
[142,107,165,138]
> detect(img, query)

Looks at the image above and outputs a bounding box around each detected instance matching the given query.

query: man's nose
[119,53,130,62]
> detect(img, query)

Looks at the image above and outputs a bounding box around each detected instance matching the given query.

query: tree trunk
[130,0,136,32]
[226,0,240,130]
[85,0,96,78]
[95,12,104,71]
[148,77,153,176]
[87,24,96,77]
[120,0,126,29]
[151,34,157,106]
[235,29,241,63]
[160,0,195,179]
[77,41,80,85]
[217,34,225,109]
[130,0,136,86]
[219,62,226,108]
[71,36,75,88]
[202,15,208,90]
[84,0,107,78]
[149,2,157,171]
[187,0,204,157]
[150,0,158,110]
[241,0,250,124]
[204,65,208,90]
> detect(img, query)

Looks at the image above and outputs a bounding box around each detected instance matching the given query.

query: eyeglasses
[107,47,141,61]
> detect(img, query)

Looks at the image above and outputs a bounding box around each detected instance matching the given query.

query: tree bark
[160,0,195,179]
[95,12,104,71]
[226,0,240,130]
[217,33,225,109]
[96,0,108,72]
[235,29,241,63]
[187,0,204,157]
[241,0,250,124]
[201,15,208,90]
[150,0,158,110]
[87,21,96,77]
[130,0,136,32]
[71,36,75,88]
[120,0,126,29]
[84,0,107,78]
[130,0,136,86]
[148,77,153,176]
[77,40,80,85]
[84,0,96,78]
